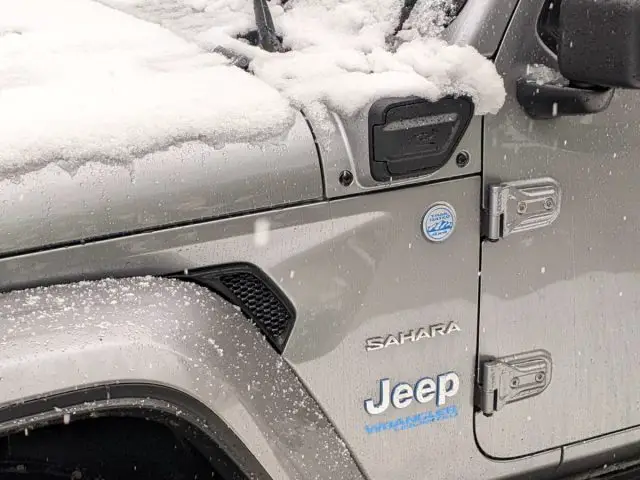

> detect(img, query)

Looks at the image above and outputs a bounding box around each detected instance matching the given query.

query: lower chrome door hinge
[476,349,553,416]
[483,177,561,242]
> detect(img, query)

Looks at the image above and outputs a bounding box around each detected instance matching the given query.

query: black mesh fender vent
[171,264,296,353]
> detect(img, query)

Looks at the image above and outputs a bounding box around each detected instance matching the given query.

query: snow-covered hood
[0,0,505,255]
[0,0,299,178]
[0,0,320,255]
[0,112,321,256]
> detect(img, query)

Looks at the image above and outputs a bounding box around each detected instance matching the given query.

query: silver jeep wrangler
[1,0,639,478]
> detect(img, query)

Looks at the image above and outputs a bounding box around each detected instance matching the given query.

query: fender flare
[0,276,363,480]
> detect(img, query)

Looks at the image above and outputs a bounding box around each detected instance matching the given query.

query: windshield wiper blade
[254,0,283,52]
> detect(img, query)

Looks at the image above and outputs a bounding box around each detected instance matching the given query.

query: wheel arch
[0,276,363,480]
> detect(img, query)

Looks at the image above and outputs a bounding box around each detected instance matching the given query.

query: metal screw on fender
[456,151,470,168]
[339,170,354,186]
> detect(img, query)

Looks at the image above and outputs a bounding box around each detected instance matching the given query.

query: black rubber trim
[392,0,468,38]
[171,263,297,353]
[1,408,238,479]
[0,383,272,480]
[591,465,640,479]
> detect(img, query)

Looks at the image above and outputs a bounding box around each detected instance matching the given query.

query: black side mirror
[558,0,640,89]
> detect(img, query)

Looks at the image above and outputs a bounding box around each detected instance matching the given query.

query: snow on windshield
[0,0,505,178]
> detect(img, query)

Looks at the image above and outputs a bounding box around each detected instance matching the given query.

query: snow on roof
[0,0,505,178]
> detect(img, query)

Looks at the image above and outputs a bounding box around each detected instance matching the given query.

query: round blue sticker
[422,202,456,242]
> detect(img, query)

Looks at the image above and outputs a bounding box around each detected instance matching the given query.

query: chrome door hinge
[484,178,561,242]
[476,349,552,416]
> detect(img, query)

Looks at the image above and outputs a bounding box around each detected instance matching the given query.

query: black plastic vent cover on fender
[172,264,296,353]
[368,95,474,182]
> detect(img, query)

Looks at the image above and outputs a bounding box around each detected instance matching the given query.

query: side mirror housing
[558,0,640,89]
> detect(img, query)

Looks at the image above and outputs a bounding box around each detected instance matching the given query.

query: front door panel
[477,0,640,459]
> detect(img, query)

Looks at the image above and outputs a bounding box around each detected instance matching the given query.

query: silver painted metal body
[318,112,481,198]
[443,0,518,57]
[0,183,559,480]
[2,0,640,478]
[0,277,362,480]
[0,113,321,256]
[477,0,640,463]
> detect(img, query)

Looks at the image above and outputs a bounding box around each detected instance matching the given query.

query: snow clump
[0,0,505,178]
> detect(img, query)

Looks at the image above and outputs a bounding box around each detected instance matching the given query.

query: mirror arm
[516,75,615,119]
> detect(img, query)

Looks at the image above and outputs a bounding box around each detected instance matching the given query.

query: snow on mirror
[0,0,505,180]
